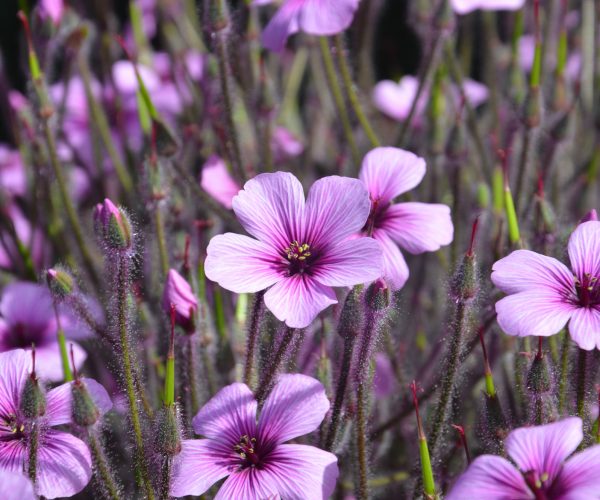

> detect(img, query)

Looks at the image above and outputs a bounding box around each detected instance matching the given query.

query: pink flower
[359,147,453,291]
[450,0,526,15]
[40,0,65,25]
[200,155,241,209]
[0,350,111,499]
[447,417,600,499]
[163,269,198,331]
[372,76,488,124]
[0,282,88,381]
[0,470,35,500]
[205,172,382,328]
[491,221,600,350]
[272,126,304,162]
[0,146,26,197]
[258,0,360,52]
[170,374,339,499]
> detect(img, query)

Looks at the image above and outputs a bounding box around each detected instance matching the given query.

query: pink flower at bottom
[170,374,339,499]
[205,172,382,328]
[447,417,600,499]
[491,221,600,350]
[359,147,453,291]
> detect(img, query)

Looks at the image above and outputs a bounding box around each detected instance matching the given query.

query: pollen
[285,241,311,261]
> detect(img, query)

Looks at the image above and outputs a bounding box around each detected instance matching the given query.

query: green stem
[356,383,369,500]
[57,329,73,382]
[558,331,570,414]
[187,336,199,413]
[255,327,297,401]
[576,348,588,419]
[27,422,39,485]
[243,291,265,388]
[318,37,360,166]
[334,35,380,148]
[88,431,122,500]
[159,457,172,500]
[154,207,169,277]
[117,255,154,499]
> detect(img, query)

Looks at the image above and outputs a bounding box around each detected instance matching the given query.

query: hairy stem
[243,291,265,388]
[88,431,122,500]
[255,327,297,401]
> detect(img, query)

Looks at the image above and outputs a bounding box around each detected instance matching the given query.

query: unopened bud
[526,351,552,394]
[93,198,133,250]
[71,379,100,426]
[522,87,542,128]
[163,269,197,332]
[21,374,46,419]
[365,279,390,312]
[450,253,478,303]
[337,286,363,339]
[46,267,74,300]
[154,405,182,456]
[580,209,598,223]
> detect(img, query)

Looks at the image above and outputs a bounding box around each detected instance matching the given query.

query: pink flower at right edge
[170,373,338,499]
[256,0,360,52]
[491,220,600,350]
[359,147,454,291]
[447,417,600,499]
[450,0,525,15]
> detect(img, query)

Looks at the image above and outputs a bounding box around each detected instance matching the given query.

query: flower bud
[21,373,46,419]
[522,86,542,129]
[46,267,74,300]
[163,269,198,332]
[93,198,132,250]
[337,286,363,339]
[580,209,598,223]
[526,352,552,394]
[71,379,100,427]
[365,279,390,313]
[450,253,478,303]
[154,405,182,456]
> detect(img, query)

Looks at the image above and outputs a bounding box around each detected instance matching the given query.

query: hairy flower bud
[154,405,182,456]
[46,267,74,300]
[71,379,100,427]
[21,374,46,419]
[163,269,198,332]
[93,198,132,250]
[365,279,390,313]
[450,253,478,303]
[337,286,363,339]
[527,352,552,394]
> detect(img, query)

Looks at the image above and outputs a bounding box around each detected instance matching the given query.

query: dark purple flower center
[284,241,313,276]
[0,413,25,443]
[362,197,389,236]
[523,470,551,500]
[6,322,47,349]
[574,273,600,308]
[234,435,262,469]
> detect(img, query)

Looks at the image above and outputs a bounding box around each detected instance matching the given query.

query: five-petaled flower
[0,349,112,499]
[256,0,360,52]
[170,374,339,499]
[204,172,382,328]
[491,220,600,350]
[447,417,600,499]
[358,147,454,291]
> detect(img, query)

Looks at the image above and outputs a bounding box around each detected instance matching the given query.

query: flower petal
[311,237,382,287]
[0,349,31,418]
[495,291,576,337]
[567,306,600,351]
[446,455,533,500]
[192,382,257,445]
[170,439,232,497]
[298,0,359,35]
[259,444,339,499]
[35,430,92,499]
[264,275,337,329]
[261,2,301,52]
[258,374,329,445]
[505,417,582,485]
[372,229,409,291]
[491,249,576,295]
[0,470,35,500]
[379,202,453,254]
[214,468,279,500]
[32,341,87,382]
[0,282,54,332]
[567,221,600,281]
[205,233,283,293]
[233,172,305,249]
[372,78,420,122]
[450,0,526,15]
[46,378,113,426]
[551,445,600,499]
[359,147,426,204]
[0,438,27,474]
[200,155,241,209]
[304,176,371,249]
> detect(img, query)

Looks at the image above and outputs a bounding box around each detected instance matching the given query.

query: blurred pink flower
[0,145,26,197]
[491,221,600,350]
[359,147,453,290]
[40,0,65,24]
[448,417,600,499]
[205,172,382,328]
[163,269,198,331]
[519,35,581,80]
[170,374,339,498]
[200,155,241,209]
[257,0,360,52]
[450,0,526,15]
[272,126,304,162]
[0,205,45,272]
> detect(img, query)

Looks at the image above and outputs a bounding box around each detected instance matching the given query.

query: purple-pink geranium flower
[205,172,382,328]
[359,147,453,291]
[257,0,360,52]
[170,373,338,499]
[450,0,526,15]
[0,349,112,498]
[491,221,600,350]
[0,282,88,381]
[447,417,600,499]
